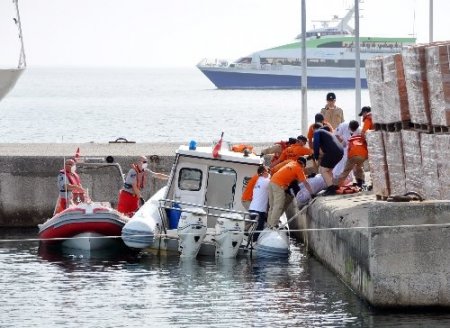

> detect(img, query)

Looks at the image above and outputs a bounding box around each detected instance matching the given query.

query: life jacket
[59,169,82,186]
[362,114,374,133]
[347,135,368,159]
[59,169,83,202]
[232,144,254,153]
[131,164,146,191]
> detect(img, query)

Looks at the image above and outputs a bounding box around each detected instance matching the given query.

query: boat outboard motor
[177,208,207,258]
[214,213,245,259]
[256,228,290,259]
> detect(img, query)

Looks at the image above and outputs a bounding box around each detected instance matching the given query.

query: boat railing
[158,198,257,224]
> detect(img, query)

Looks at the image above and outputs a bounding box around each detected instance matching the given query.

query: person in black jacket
[312,124,344,196]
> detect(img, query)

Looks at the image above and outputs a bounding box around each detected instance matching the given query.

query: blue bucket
[168,203,181,229]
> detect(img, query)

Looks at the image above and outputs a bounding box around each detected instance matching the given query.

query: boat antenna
[13,0,26,69]
[62,136,69,210]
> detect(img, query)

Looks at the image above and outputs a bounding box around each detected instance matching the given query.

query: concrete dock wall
[0,143,178,227]
[293,193,450,307]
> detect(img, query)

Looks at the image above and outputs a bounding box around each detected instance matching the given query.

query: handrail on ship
[159,198,257,224]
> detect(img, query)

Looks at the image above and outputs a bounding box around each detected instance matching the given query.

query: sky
[1,0,449,68]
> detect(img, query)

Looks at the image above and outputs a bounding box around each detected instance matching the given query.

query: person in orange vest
[336,121,369,188]
[54,158,85,214]
[359,106,373,135]
[241,166,262,210]
[307,113,334,148]
[260,137,296,166]
[117,155,168,217]
[270,135,313,170]
[267,157,313,228]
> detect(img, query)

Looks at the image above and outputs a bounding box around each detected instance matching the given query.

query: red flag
[212,132,224,158]
[74,147,80,162]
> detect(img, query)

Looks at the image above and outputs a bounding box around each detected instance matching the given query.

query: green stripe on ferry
[267,37,416,50]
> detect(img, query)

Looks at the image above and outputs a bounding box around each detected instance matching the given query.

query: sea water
[0,67,371,144]
[2,228,450,328]
[1,68,450,327]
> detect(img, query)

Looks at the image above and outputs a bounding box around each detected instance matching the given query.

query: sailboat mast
[14,0,26,68]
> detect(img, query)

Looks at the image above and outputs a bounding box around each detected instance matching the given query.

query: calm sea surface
[1,68,450,327]
[0,67,371,143]
[2,228,450,328]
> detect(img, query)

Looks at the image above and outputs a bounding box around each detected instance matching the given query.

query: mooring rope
[1,221,450,243]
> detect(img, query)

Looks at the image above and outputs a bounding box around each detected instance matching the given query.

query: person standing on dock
[117,155,168,217]
[321,92,344,129]
[54,158,85,215]
[359,106,373,135]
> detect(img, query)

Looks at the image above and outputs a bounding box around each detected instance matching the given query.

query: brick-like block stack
[426,43,450,126]
[365,41,450,200]
[403,44,431,126]
[400,130,423,195]
[366,131,390,198]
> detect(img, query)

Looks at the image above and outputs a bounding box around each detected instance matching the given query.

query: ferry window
[178,168,202,191]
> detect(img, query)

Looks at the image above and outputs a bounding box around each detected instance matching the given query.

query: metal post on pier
[301,0,308,135]
[429,0,433,42]
[354,0,361,119]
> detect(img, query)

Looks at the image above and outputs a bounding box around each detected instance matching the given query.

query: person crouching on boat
[54,158,85,215]
[117,155,169,217]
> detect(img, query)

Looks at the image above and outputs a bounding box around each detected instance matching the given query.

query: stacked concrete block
[435,134,450,199]
[400,130,423,195]
[366,57,385,124]
[420,133,441,200]
[383,131,406,196]
[366,131,390,197]
[366,54,410,124]
[403,45,431,125]
[426,43,450,126]
[382,54,410,123]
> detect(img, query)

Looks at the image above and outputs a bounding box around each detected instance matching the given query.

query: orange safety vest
[271,161,307,189]
[347,135,368,159]
[131,164,146,191]
[242,174,258,201]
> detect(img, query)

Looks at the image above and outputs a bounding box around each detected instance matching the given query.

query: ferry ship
[197,4,415,89]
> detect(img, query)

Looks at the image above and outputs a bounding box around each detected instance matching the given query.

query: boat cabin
[163,143,263,228]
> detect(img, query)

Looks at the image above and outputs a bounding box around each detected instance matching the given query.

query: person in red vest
[359,106,374,135]
[54,158,85,214]
[336,121,369,188]
[117,155,168,217]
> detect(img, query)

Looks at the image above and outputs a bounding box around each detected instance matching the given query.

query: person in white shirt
[248,165,270,241]
[333,120,362,178]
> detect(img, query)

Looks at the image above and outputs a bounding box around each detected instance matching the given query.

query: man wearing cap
[321,92,344,129]
[268,156,314,228]
[117,155,169,217]
[54,158,85,214]
[307,113,334,148]
[359,106,373,135]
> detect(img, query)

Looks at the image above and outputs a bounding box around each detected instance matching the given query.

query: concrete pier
[290,193,450,307]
